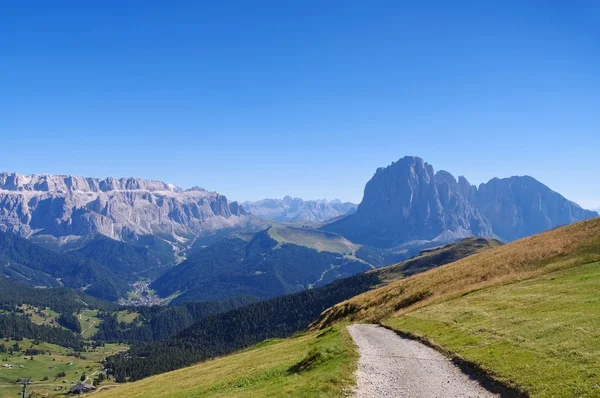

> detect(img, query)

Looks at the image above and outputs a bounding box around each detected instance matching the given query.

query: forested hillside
[71,234,175,281]
[94,296,258,343]
[0,313,84,349]
[0,277,117,313]
[0,230,130,301]
[0,277,118,351]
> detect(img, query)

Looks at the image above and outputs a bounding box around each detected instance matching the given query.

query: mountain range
[241,197,356,223]
[0,157,596,303]
[323,156,597,248]
[0,172,269,257]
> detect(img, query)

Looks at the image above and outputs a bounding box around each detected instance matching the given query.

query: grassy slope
[116,310,139,324]
[372,237,502,283]
[18,304,61,327]
[312,218,600,397]
[97,325,356,398]
[79,309,102,339]
[385,262,600,397]
[0,339,127,397]
[268,227,360,256]
[312,218,600,329]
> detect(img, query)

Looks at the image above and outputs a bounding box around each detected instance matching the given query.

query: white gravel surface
[347,324,499,398]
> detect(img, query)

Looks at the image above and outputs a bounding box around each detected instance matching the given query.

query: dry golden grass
[371,237,502,284]
[311,218,600,329]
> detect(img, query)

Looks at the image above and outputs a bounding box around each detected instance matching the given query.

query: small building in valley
[69,383,96,395]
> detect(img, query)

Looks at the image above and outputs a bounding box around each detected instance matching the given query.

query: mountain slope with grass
[98,325,356,398]
[311,218,600,397]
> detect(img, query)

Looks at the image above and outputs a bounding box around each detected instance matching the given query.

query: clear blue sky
[1,1,599,208]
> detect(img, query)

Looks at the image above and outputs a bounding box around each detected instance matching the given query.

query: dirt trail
[347,324,499,398]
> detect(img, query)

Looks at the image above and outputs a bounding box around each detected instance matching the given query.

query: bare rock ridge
[0,172,253,251]
[242,196,357,223]
[323,156,597,248]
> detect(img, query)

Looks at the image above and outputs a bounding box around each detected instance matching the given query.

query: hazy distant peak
[242,197,357,223]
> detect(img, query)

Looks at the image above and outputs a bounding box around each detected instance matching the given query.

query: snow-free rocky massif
[323,156,597,248]
[0,172,267,255]
[0,157,596,300]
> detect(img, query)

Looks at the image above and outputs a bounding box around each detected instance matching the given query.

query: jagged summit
[323,156,597,248]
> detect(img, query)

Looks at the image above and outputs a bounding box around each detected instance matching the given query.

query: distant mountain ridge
[323,156,597,248]
[242,196,356,223]
[0,172,263,255]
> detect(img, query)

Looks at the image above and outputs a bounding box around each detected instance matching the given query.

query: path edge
[376,323,529,398]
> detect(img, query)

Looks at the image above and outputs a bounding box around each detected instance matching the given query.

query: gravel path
[347,324,499,398]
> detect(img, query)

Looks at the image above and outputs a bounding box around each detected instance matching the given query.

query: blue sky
[1,1,599,207]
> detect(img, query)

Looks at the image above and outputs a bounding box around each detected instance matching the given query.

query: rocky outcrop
[242,196,356,223]
[0,172,255,251]
[323,156,597,248]
[228,201,248,216]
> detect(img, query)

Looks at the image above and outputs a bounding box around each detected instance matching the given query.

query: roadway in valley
[347,324,499,398]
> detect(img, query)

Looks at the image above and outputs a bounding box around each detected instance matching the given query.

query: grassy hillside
[268,226,360,255]
[97,325,355,398]
[386,262,600,397]
[371,236,502,283]
[0,338,127,397]
[312,218,600,328]
[311,218,600,397]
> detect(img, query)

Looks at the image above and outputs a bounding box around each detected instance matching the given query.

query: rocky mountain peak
[334,156,491,248]
[323,156,596,248]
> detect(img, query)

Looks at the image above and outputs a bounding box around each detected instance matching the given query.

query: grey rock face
[474,176,598,241]
[323,157,492,247]
[242,196,356,223]
[0,172,252,250]
[323,156,597,248]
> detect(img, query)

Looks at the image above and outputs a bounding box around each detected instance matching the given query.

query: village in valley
[117,281,162,307]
